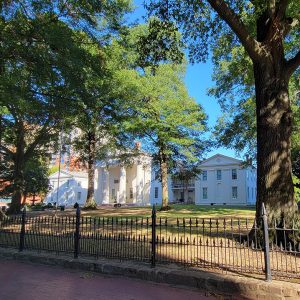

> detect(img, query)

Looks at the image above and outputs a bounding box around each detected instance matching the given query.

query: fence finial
[261,202,267,217]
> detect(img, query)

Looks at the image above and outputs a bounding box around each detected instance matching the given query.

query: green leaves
[136,18,184,68]
[126,62,208,168]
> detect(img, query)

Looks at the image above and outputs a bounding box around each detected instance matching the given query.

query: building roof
[49,170,88,180]
[199,153,244,167]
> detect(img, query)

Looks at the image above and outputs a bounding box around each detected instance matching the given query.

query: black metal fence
[0,205,299,281]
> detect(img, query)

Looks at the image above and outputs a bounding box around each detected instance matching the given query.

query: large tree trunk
[254,14,297,224]
[254,61,297,224]
[159,148,168,208]
[8,122,25,214]
[85,131,96,207]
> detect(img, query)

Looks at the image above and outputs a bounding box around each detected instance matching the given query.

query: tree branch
[24,121,57,161]
[0,144,15,157]
[276,0,289,19]
[286,50,300,77]
[207,0,262,61]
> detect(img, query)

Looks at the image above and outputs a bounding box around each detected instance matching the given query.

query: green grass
[28,204,256,220]
[160,204,256,219]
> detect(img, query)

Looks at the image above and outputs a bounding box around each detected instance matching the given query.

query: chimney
[135,141,141,150]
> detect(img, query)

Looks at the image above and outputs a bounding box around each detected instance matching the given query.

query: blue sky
[130,1,239,159]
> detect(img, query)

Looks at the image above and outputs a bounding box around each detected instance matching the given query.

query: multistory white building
[45,153,256,207]
[194,154,256,205]
[94,154,152,205]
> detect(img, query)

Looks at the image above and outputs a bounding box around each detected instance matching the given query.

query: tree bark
[254,60,297,224]
[253,12,298,224]
[159,148,169,208]
[8,122,25,214]
[85,130,96,207]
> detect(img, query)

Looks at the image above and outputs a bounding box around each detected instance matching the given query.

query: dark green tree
[0,0,132,214]
[126,63,208,208]
[147,0,300,221]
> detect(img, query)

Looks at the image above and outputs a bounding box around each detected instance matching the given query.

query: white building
[94,154,152,205]
[150,154,256,206]
[45,153,256,207]
[195,154,256,205]
[45,170,88,207]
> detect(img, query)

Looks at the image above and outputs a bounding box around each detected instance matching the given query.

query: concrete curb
[0,248,299,300]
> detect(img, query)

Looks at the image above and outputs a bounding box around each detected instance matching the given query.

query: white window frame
[232,169,237,180]
[202,170,207,181]
[217,170,222,180]
[154,187,159,199]
[77,192,81,201]
[232,186,238,199]
[202,187,208,199]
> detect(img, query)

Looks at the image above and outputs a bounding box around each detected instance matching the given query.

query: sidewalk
[0,259,215,300]
[0,248,299,300]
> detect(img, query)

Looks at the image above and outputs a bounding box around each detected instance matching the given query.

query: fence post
[151,205,156,267]
[74,206,80,259]
[261,203,272,282]
[19,207,26,252]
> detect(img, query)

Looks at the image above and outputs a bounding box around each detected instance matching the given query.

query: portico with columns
[94,155,152,205]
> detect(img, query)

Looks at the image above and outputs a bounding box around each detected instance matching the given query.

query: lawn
[27,204,256,220]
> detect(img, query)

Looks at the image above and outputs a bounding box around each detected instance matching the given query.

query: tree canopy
[146,0,300,222]
[125,63,208,207]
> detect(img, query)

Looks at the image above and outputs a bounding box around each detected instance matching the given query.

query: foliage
[293,175,300,203]
[0,0,133,213]
[146,0,300,221]
[126,63,208,165]
[48,165,59,175]
[23,158,50,198]
[125,62,208,207]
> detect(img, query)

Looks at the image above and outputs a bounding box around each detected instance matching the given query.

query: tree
[23,158,50,204]
[146,0,300,222]
[70,35,138,208]
[126,63,207,208]
[172,162,202,203]
[0,0,132,214]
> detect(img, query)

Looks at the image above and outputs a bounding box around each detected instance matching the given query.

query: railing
[171,180,195,189]
[0,205,299,281]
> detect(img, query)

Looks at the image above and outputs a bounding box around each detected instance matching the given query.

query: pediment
[200,154,242,167]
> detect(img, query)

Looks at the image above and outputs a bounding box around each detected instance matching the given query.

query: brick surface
[0,248,299,300]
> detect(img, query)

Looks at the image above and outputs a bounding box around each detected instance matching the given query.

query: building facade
[45,154,256,207]
[45,170,88,207]
[94,155,152,206]
[194,154,256,205]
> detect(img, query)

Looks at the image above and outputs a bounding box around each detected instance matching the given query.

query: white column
[119,166,126,204]
[136,163,142,204]
[102,168,109,204]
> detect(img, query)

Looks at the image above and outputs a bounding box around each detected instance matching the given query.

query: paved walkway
[0,259,215,300]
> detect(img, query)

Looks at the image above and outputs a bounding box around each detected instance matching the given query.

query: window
[217,170,222,180]
[67,180,70,187]
[154,187,159,199]
[202,170,207,181]
[77,181,81,187]
[114,179,119,184]
[232,169,237,180]
[77,192,81,201]
[232,187,238,199]
[129,188,133,199]
[111,189,116,200]
[202,187,208,199]
[247,187,249,199]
